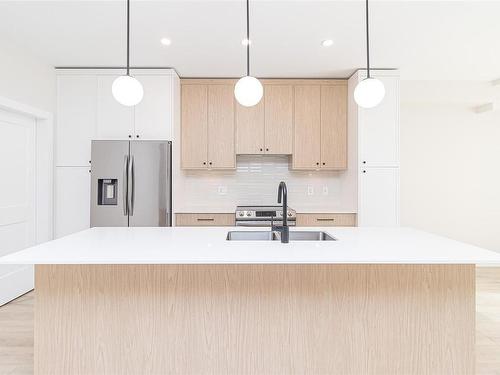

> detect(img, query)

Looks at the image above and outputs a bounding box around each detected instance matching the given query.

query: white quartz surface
[1,227,500,265]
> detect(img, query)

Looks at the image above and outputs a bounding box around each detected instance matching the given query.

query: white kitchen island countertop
[1,226,500,265]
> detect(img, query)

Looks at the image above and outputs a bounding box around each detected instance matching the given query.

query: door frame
[0,95,53,304]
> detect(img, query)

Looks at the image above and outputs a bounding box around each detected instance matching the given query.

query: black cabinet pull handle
[316,162,320,166]
[128,135,131,138]
[363,161,366,164]
[209,162,212,165]
[362,170,366,173]
[260,148,263,152]
[203,162,206,165]
[266,148,269,151]
[136,135,139,138]
[322,162,325,166]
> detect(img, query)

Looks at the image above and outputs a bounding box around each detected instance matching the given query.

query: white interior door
[0,109,36,305]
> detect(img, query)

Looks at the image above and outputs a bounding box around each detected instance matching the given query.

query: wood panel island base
[34,264,475,375]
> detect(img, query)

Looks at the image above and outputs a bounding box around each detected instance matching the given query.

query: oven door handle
[235,220,296,227]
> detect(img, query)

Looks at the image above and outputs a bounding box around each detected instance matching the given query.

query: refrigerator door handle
[123,155,129,216]
[128,155,135,216]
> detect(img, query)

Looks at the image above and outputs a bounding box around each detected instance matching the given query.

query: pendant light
[234,0,263,107]
[112,0,144,106]
[354,0,385,108]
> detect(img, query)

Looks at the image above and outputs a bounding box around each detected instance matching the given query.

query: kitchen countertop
[1,227,500,265]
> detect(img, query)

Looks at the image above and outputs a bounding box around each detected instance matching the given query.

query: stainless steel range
[235,205,296,227]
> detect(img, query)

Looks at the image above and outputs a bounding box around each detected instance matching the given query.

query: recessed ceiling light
[160,38,171,46]
[321,39,334,47]
[241,38,252,46]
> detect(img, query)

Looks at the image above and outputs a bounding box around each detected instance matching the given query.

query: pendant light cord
[365,0,370,78]
[246,0,250,77]
[126,0,130,76]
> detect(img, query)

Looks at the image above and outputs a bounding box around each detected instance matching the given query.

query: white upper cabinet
[56,75,97,166]
[134,74,173,140]
[56,69,179,167]
[356,72,399,167]
[96,75,134,140]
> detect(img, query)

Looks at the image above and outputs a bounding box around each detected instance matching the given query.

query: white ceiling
[0,0,499,80]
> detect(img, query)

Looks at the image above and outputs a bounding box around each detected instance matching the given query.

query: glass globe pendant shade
[354,77,385,109]
[112,75,144,106]
[234,76,263,107]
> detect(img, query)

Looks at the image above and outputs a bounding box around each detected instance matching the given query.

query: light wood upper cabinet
[293,82,347,170]
[181,84,208,169]
[236,84,293,155]
[181,82,235,169]
[264,85,293,154]
[207,85,235,169]
[320,85,347,169]
[236,100,265,154]
[182,79,346,170]
[293,85,321,169]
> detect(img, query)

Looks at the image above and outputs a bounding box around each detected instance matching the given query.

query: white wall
[0,42,55,113]
[400,81,500,252]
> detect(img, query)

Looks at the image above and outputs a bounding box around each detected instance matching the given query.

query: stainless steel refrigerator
[90,140,172,227]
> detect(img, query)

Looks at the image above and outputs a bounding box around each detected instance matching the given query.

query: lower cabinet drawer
[296,213,357,227]
[175,213,235,227]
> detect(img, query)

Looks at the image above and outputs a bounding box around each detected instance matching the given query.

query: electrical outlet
[307,186,314,196]
[322,186,329,195]
[218,185,228,195]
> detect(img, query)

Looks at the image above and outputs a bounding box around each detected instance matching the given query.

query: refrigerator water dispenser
[97,179,118,205]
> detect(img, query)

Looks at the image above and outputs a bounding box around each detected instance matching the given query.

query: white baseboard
[0,265,34,306]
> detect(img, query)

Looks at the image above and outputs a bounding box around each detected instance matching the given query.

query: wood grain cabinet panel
[181,84,208,169]
[175,213,235,226]
[292,82,348,171]
[264,85,293,154]
[181,82,235,169]
[293,85,321,169]
[320,85,347,169]
[236,99,265,154]
[207,85,235,169]
[296,213,356,227]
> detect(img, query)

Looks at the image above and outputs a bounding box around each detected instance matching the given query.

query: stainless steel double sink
[226,230,336,241]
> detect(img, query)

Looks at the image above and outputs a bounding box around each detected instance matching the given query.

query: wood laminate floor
[0,267,499,375]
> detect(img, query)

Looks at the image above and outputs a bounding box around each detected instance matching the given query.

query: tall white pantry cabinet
[55,69,179,238]
[349,70,400,226]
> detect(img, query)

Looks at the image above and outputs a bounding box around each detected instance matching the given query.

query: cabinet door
[359,75,399,166]
[264,85,293,154]
[293,85,321,169]
[56,75,97,166]
[134,75,172,140]
[358,167,399,227]
[320,85,347,170]
[96,75,134,140]
[207,85,235,169]
[55,167,91,238]
[236,99,264,154]
[181,85,208,169]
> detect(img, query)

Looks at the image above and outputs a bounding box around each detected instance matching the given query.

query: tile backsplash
[174,155,357,213]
